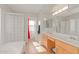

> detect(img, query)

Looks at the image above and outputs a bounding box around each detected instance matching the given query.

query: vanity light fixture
[52,6,68,16]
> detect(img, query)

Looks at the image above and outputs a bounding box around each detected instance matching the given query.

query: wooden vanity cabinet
[56,40,79,54]
[41,34,48,48]
[56,46,63,54]
[47,36,55,49]
[41,34,79,54]
[41,34,55,49]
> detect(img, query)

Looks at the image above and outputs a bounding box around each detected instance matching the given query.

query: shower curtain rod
[6,12,25,15]
[6,12,39,17]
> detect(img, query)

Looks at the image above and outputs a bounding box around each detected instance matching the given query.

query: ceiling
[6,4,79,17]
[53,4,79,17]
[7,4,55,15]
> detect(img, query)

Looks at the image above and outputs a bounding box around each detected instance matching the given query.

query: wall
[0,5,29,43]
[0,5,13,13]
[0,8,1,44]
[0,5,13,44]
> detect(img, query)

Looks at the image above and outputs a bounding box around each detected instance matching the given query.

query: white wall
[0,5,13,44]
[0,5,27,43]
[0,4,12,43]
[0,8,1,44]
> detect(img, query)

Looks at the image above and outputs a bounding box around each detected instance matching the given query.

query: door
[5,13,24,42]
[56,46,64,54]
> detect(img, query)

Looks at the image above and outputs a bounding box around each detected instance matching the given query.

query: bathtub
[0,41,25,54]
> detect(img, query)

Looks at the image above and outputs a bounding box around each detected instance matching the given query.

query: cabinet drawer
[56,40,78,53]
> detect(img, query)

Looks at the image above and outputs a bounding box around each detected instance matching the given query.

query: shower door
[5,13,25,42]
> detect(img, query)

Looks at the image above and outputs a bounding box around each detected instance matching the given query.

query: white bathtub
[0,41,25,54]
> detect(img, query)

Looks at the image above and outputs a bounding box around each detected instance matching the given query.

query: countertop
[42,32,79,48]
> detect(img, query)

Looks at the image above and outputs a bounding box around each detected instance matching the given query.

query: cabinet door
[56,40,79,54]
[56,46,64,54]
[63,50,72,54]
[47,38,55,49]
[63,50,78,54]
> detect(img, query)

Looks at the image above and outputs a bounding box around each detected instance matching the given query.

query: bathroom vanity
[41,33,79,54]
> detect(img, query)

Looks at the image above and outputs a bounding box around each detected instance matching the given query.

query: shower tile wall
[4,13,25,43]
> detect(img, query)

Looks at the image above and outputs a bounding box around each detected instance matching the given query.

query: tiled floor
[0,35,54,54]
[22,40,53,54]
[0,40,54,54]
